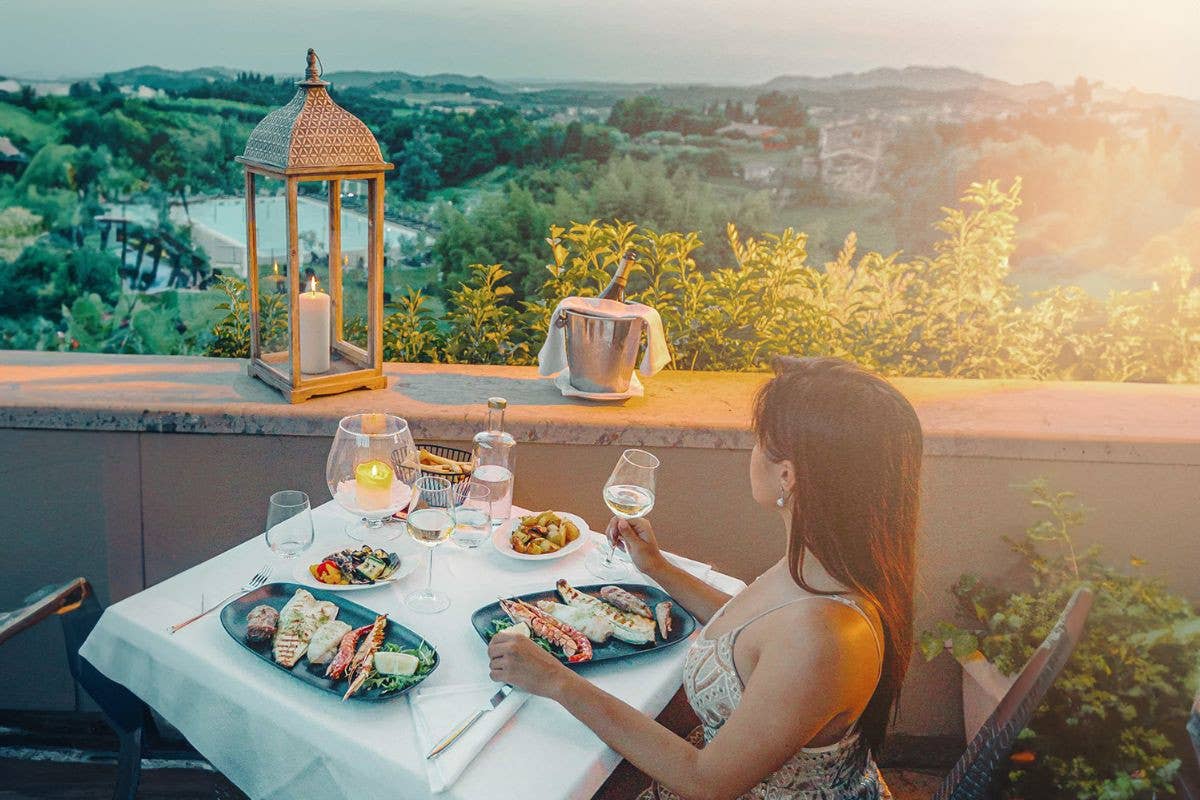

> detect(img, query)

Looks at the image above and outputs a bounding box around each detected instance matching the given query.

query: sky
[1,0,1197,98]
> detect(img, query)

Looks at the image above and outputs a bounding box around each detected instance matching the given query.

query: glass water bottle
[471,397,515,525]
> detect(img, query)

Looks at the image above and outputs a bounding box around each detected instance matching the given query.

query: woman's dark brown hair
[752,356,922,756]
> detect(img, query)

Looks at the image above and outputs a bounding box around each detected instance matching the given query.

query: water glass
[265,490,315,558]
[451,482,492,549]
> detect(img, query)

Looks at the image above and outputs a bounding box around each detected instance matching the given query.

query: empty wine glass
[406,476,455,613]
[451,482,492,549]
[325,413,417,543]
[586,448,659,580]
[265,490,315,559]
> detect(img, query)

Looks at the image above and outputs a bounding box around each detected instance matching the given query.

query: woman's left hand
[487,631,569,697]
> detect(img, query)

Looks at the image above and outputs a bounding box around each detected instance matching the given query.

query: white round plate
[492,512,592,561]
[293,551,420,591]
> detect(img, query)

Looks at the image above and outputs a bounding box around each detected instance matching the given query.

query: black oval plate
[220,582,438,701]
[470,583,696,665]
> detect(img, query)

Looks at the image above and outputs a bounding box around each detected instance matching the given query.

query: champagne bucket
[557,309,644,394]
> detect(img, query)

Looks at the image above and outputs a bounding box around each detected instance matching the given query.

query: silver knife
[426,684,514,760]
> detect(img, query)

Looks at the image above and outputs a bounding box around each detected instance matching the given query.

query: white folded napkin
[410,682,529,792]
[538,296,671,379]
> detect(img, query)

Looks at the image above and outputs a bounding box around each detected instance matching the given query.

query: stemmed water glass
[325,413,417,543]
[406,475,455,613]
[585,448,659,581]
[265,490,315,560]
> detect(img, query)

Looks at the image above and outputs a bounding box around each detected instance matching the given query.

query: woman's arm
[489,602,879,800]
[641,558,731,625]
[608,517,731,623]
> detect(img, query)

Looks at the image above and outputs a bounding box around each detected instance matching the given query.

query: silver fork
[169,564,273,634]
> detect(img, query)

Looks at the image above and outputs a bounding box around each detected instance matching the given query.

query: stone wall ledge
[3,351,1199,464]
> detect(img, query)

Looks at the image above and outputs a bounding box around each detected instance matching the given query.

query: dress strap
[729,595,885,672]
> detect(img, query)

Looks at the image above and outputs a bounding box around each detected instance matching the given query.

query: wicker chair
[0,578,148,800]
[1177,683,1200,800]
[930,586,1094,800]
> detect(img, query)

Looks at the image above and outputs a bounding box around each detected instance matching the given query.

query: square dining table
[80,499,745,800]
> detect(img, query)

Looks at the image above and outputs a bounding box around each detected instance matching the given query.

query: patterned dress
[638,595,892,800]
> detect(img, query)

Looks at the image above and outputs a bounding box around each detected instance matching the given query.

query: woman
[488,357,923,800]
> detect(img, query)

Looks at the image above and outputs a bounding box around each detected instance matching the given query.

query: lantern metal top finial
[236,48,391,175]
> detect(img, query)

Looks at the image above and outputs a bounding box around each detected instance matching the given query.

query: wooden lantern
[236,48,393,403]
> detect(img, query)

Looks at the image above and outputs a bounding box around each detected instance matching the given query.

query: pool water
[180,196,416,262]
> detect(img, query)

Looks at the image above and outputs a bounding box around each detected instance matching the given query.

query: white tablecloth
[80,501,744,800]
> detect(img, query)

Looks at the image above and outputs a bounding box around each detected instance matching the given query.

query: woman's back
[641,576,893,800]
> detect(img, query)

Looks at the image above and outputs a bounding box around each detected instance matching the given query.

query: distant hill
[101,65,236,92]
[761,66,1057,103]
[322,70,511,93]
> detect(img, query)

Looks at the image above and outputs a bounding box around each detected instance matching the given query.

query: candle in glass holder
[298,276,331,373]
[355,459,394,510]
[361,413,387,434]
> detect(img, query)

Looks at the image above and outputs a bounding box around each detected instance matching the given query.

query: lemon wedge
[495,622,530,638]
[374,651,419,676]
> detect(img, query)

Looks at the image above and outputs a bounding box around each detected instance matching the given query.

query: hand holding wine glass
[586,448,659,580]
[605,516,666,576]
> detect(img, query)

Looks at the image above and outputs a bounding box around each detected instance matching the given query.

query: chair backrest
[932,586,1094,800]
[0,578,91,647]
[1179,684,1200,800]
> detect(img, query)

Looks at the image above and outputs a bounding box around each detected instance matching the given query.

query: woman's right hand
[606,516,666,575]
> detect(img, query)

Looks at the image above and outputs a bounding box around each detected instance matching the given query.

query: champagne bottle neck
[598,251,638,302]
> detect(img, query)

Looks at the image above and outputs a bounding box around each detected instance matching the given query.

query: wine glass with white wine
[586,448,659,580]
[405,475,455,613]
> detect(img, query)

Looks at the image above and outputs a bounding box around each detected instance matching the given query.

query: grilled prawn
[325,624,370,680]
[499,598,593,663]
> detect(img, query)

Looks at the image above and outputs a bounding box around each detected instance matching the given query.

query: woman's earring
[776,494,786,508]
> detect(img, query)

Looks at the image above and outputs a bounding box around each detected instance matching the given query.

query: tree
[607,96,668,137]
[395,128,443,201]
[754,91,806,128]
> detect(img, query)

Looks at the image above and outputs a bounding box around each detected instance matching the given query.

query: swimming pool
[173,196,417,274]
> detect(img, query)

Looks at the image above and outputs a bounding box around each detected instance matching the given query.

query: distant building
[0,79,21,94]
[818,119,891,197]
[716,121,789,150]
[0,137,27,176]
[741,162,778,184]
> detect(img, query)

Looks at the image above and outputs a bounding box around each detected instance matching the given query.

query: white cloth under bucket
[537,297,671,383]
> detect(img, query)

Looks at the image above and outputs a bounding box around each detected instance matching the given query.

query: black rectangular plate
[470,583,695,665]
[220,582,439,701]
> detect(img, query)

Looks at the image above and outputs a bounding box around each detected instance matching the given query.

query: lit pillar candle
[355,459,394,510]
[298,276,331,373]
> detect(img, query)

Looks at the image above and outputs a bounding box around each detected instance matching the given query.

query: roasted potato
[510,512,578,555]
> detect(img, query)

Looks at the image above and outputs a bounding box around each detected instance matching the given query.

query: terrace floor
[0,711,946,799]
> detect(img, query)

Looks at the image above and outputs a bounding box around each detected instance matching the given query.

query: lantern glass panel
[250,175,289,359]
[337,181,370,350]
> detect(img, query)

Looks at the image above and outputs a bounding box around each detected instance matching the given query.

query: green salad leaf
[363,641,437,695]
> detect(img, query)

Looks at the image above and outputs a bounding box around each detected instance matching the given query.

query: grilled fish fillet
[535,600,614,643]
[557,580,655,644]
[272,590,338,668]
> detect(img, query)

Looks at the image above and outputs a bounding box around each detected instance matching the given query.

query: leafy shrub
[206,275,286,358]
[202,178,1200,383]
[0,241,121,319]
[919,480,1200,799]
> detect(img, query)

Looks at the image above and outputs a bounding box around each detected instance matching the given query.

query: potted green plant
[920,479,1200,799]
